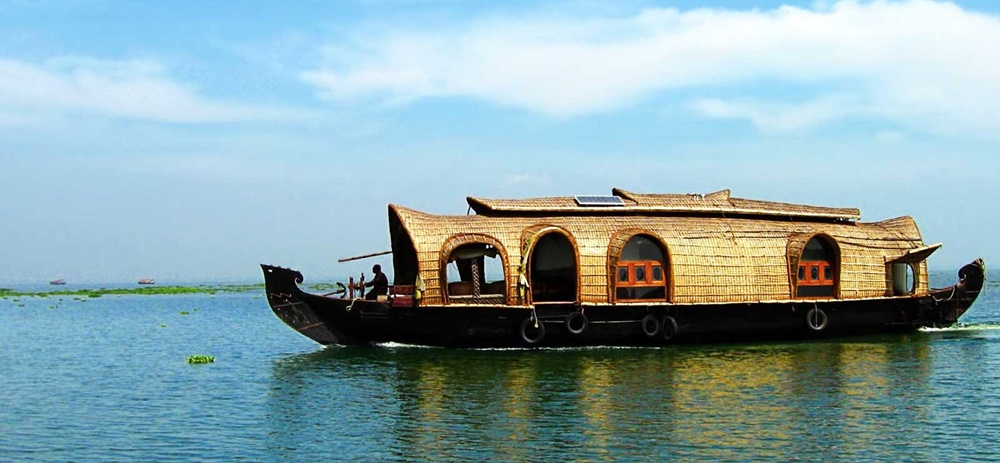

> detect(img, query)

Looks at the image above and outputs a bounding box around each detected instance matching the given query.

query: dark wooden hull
[260,260,985,348]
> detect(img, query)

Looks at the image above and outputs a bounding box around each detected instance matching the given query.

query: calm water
[2,274,999,462]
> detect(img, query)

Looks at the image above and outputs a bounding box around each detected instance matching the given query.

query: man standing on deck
[365,264,388,300]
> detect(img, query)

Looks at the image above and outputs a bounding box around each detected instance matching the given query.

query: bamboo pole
[338,250,393,263]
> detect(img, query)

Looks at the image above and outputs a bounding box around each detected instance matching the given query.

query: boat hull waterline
[261,260,985,348]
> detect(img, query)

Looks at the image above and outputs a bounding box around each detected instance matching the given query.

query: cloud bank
[0,57,300,125]
[301,0,1000,134]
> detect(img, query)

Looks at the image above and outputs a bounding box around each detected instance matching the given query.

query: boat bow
[261,264,344,344]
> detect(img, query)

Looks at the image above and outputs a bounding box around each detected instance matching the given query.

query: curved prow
[260,264,341,345]
[929,259,987,325]
[952,259,986,319]
[261,264,304,296]
[959,259,986,295]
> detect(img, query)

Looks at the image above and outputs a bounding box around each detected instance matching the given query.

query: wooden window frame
[789,233,841,300]
[797,260,834,286]
[616,260,667,302]
[796,259,835,299]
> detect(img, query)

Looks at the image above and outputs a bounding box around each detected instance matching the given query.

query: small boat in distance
[49,279,66,285]
[137,278,155,285]
[262,188,986,348]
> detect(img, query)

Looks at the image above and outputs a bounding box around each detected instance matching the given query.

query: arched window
[443,240,507,305]
[795,236,838,298]
[528,232,577,303]
[615,234,668,302]
[890,262,916,296]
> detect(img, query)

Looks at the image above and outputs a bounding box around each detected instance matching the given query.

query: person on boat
[365,264,388,300]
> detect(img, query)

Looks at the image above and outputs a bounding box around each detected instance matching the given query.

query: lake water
[2,272,999,462]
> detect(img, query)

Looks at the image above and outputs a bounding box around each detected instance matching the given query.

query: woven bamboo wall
[390,205,929,306]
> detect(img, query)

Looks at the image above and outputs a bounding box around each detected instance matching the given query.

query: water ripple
[2,288,999,462]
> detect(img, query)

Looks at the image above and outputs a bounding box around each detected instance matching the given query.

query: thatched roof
[467,188,861,222]
[389,190,930,307]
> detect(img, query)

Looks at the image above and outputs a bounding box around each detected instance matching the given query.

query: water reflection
[264,332,998,462]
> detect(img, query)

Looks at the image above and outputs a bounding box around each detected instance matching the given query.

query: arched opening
[614,234,669,302]
[441,236,508,305]
[885,243,940,297]
[890,263,916,296]
[795,236,838,298]
[528,232,577,303]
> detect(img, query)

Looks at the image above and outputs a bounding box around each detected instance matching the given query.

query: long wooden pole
[337,250,393,263]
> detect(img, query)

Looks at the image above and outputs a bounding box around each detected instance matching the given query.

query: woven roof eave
[887,243,942,264]
[388,204,426,247]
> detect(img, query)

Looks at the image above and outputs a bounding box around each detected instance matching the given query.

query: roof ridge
[466,190,860,221]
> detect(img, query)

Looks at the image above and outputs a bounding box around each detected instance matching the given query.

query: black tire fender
[661,315,678,341]
[806,307,829,332]
[565,311,588,335]
[641,314,660,337]
[520,318,546,344]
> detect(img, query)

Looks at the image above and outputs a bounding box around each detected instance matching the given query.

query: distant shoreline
[0,281,337,299]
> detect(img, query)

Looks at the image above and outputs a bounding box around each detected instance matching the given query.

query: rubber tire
[806,307,829,332]
[520,318,546,344]
[661,315,678,341]
[565,312,588,335]
[641,314,660,337]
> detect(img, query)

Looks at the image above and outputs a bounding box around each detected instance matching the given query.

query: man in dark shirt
[365,264,389,300]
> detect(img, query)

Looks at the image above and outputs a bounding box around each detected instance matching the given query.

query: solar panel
[574,195,625,207]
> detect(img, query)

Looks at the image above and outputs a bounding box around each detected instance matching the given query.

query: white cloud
[0,56,304,124]
[300,0,1000,134]
[505,172,551,185]
[690,95,862,131]
[113,153,342,184]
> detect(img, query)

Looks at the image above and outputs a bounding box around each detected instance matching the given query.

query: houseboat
[261,189,985,347]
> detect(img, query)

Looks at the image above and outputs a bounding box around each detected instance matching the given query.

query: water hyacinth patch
[0,281,354,300]
[0,283,269,299]
[186,355,215,364]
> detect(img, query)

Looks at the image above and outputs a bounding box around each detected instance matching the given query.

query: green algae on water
[186,355,215,364]
[0,282,267,299]
[306,282,340,291]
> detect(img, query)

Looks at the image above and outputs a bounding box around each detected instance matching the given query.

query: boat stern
[926,259,986,325]
[953,258,987,319]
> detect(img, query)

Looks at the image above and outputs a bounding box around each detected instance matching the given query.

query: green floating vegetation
[159,324,167,328]
[306,282,341,291]
[0,282,267,299]
[179,311,190,315]
[186,355,215,364]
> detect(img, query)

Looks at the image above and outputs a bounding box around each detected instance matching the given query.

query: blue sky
[1,0,997,284]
